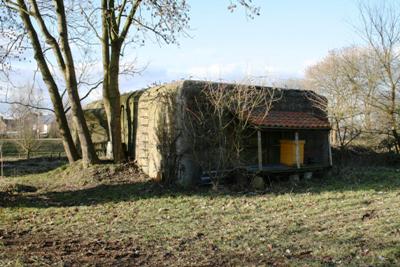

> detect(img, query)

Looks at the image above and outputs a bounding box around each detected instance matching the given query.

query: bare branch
[64,80,103,113]
[0,100,54,112]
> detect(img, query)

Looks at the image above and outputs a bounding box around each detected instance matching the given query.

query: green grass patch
[0,165,400,266]
[0,139,64,158]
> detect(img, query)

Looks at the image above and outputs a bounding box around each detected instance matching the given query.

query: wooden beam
[257,130,262,171]
[295,131,300,169]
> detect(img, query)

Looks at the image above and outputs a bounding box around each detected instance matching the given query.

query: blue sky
[119,0,367,92]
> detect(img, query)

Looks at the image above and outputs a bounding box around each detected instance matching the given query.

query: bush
[332,145,400,167]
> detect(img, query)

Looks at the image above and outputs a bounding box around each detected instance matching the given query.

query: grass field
[1,162,400,266]
[0,139,65,158]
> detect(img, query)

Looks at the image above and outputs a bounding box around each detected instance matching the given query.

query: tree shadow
[2,167,400,209]
[1,181,199,208]
[2,157,67,176]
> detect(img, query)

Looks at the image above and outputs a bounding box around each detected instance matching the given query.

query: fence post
[257,130,263,171]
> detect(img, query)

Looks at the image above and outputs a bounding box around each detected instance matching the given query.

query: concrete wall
[130,81,203,186]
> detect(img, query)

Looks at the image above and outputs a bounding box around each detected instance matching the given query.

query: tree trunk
[56,111,80,163]
[54,0,98,165]
[392,128,400,154]
[101,1,124,163]
[17,0,79,164]
[65,82,98,165]
[103,42,124,163]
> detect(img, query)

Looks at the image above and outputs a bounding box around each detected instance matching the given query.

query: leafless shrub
[183,80,280,186]
[154,89,182,184]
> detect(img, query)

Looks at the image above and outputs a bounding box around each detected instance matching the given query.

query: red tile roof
[248,111,331,129]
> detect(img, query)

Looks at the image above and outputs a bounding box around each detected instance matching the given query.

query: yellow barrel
[280,140,305,166]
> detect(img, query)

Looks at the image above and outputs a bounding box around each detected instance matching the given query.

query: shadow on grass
[2,167,400,208]
[3,157,67,176]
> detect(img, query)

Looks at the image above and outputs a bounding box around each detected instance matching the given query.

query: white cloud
[166,62,283,82]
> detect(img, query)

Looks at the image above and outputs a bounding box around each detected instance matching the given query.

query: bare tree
[305,48,366,150]
[8,85,43,159]
[357,0,400,151]
[1,0,98,165]
[13,116,42,159]
[183,80,279,186]
[154,89,181,184]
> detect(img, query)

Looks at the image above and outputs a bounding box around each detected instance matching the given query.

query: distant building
[0,112,54,138]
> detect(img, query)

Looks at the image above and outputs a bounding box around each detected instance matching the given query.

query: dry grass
[1,162,400,266]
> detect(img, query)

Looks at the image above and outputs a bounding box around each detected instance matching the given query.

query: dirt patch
[0,229,274,266]
[362,210,377,221]
[1,229,146,266]
[56,161,151,189]
[89,162,150,184]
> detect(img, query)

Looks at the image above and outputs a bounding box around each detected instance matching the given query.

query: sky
[118,0,366,91]
[0,0,390,113]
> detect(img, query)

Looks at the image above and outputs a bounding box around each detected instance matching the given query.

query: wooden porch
[243,128,332,173]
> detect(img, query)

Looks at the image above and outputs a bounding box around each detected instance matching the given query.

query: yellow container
[280,140,305,166]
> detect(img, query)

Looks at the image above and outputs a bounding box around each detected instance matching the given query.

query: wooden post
[257,130,262,171]
[328,135,333,167]
[295,131,300,169]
